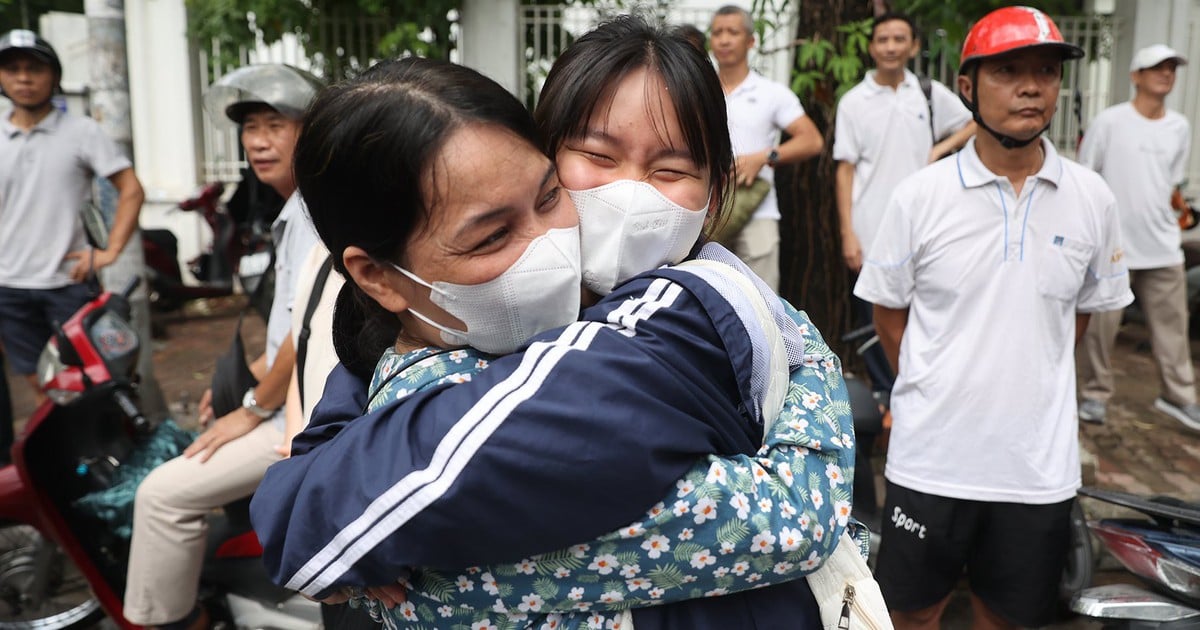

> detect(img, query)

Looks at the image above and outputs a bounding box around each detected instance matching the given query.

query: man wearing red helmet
[854,7,1132,628]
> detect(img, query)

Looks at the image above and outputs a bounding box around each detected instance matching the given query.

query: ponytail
[332,281,400,381]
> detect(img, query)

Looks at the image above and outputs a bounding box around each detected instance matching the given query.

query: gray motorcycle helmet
[203,64,323,128]
[0,29,63,96]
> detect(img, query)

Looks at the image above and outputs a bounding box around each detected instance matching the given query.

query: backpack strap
[918,74,935,143]
[296,254,334,411]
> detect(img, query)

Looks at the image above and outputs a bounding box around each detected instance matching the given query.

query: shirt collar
[727,70,765,97]
[955,136,1063,189]
[3,108,63,138]
[863,69,920,95]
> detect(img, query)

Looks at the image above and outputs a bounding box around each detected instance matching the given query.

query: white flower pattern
[361,301,856,630]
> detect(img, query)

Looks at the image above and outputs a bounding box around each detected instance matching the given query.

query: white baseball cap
[1130,44,1187,72]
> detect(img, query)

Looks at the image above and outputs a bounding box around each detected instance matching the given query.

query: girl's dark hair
[294,57,540,379]
[535,15,733,222]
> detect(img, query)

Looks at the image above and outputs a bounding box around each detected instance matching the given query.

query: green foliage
[185,0,459,78]
[895,0,1085,70]
[671,541,704,563]
[792,17,871,104]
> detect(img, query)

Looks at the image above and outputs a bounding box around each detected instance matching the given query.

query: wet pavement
[6,297,1198,628]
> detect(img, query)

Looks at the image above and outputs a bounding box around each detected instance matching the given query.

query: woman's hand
[364,583,409,609]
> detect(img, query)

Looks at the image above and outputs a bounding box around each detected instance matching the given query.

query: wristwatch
[242,387,275,419]
[766,148,780,168]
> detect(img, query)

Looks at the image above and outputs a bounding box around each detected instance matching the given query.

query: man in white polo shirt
[710,4,822,290]
[855,7,1131,628]
[1076,44,1198,429]
[834,11,974,395]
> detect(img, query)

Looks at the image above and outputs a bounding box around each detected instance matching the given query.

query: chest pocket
[1037,237,1094,301]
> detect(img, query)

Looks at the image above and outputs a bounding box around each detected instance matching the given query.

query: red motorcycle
[0,281,318,629]
[142,182,274,317]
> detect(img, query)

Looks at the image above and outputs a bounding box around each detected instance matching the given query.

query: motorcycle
[0,280,319,629]
[142,181,275,319]
[1070,486,1200,628]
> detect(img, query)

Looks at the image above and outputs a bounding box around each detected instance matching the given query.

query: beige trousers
[123,421,283,625]
[733,218,781,291]
[1078,264,1196,405]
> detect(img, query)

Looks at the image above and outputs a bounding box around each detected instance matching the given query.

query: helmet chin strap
[967,67,1047,150]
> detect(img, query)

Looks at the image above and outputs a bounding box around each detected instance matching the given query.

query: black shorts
[874,481,1073,627]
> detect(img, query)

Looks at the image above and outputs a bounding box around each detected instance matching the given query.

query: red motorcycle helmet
[957,6,1083,149]
[959,6,1083,73]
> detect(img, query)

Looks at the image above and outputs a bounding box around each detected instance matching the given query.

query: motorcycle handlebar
[112,388,151,435]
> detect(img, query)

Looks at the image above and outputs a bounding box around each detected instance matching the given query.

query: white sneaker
[1078,398,1106,424]
[1154,397,1200,431]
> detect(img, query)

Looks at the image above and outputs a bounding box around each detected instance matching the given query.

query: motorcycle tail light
[1091,521,1163,581]
[1092,521,1200,598]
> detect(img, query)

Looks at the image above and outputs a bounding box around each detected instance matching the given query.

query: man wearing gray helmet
[0,29,145,431]
[123,64,321,630]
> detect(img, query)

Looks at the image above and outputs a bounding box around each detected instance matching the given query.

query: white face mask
[391,226,582,355]
[568,180,709,296]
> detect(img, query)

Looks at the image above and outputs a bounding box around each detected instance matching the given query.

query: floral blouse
[358,303,855,630]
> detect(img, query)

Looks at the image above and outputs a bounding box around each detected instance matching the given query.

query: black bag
[210,313,260,418]
[210,245,276,418]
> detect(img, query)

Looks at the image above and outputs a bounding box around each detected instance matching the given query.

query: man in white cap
[1077,44,1197,429]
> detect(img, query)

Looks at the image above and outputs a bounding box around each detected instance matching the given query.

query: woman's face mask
[391,226,581,355]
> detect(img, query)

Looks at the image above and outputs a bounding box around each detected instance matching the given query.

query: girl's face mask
[569,179,710,295]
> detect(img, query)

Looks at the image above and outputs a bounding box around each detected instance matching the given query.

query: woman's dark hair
[294,56,540,379]
[535,15,733,223]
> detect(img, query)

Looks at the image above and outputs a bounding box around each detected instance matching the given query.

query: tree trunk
[777,0,872,362]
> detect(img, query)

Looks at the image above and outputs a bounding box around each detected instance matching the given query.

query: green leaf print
[530,548,585,574]
[750,512,771,533]
[728,470,755,494]
[766,476,790,500]
[646,564,686,590]
[533,577,559,601]
[616,551,641,566]
[577,574,601,584]
[604,579,626,593]
[414,571,456,604]
[693,482,726,501]
[751,554,775,572]
[672,542,704,563]
[716,518,750,546]
[497,583,514,598]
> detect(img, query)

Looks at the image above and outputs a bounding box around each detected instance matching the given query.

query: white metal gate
[518,4,798,110]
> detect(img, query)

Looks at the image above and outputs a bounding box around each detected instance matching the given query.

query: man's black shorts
[874,481,1073,627]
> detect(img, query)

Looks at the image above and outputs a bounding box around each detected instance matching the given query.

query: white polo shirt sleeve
[770,82,806,130]
[930,80,971,141]
[80,117,133,179]
[853,190,916,309]
[832,95,860,163]
[1077,190,1134,313]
